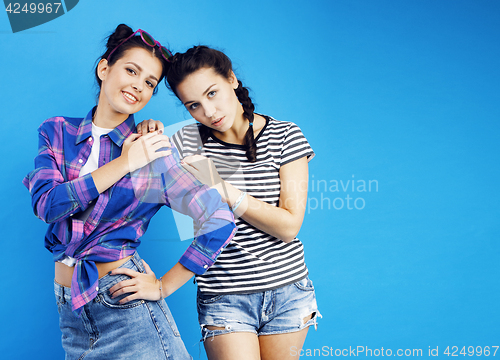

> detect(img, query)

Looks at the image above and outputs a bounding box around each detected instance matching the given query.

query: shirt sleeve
[22,121,99,224]
[281,122,315,166]
[135,147,236,274]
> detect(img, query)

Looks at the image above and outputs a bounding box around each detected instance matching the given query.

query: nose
[204,103,216,118]
[132,81,143,92]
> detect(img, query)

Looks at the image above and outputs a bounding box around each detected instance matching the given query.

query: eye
[146,80,156,89]
[126,68,137,75]
[208,90,216,98]
[188,103,199,111]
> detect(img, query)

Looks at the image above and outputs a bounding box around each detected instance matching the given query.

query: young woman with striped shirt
[140,45,320,360]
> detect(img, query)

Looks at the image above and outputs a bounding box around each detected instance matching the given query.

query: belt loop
[130,252,144,273]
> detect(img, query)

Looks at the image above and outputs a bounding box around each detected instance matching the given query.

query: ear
[229,70,239,90]
[97,58,110,82]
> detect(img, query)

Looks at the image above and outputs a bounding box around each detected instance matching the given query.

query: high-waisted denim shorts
[54,252,192,360]
[197,275,321,341]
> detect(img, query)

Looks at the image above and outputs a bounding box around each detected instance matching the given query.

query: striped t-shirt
[172,115,315,294]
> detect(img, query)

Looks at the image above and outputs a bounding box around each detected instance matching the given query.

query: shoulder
[172,123,200,141]
[258,114,305,140]
[172,123,202,157]
[37,115,82,137]
[258,114,315,164]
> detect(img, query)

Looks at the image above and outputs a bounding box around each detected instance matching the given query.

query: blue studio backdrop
[1,0,499,358]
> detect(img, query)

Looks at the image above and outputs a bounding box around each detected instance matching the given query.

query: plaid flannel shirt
[23,108,236,315]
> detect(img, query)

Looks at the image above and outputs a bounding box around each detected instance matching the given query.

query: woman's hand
[108,260,162,304]
[121,130,172,173]
[181,155,229,202]
[136,119,164,135]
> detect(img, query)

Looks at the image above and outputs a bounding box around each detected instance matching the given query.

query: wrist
[158,277,164,301]
[116,152,131,174]
[213,179,231,203]
[224,183,242,207]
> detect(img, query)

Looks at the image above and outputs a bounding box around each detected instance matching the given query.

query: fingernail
[108,271,112,275]
[158,129,163,134]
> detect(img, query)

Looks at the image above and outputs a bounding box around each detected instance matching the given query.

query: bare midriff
[54,255,133,288]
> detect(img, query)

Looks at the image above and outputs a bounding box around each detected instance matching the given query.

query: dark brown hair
[95,24,169,95]
[165,46,257,162]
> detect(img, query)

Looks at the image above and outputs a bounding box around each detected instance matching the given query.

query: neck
[93,97,129,129]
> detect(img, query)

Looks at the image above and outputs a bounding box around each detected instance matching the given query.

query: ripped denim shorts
[197,275,321,341]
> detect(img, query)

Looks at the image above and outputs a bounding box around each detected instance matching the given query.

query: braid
[197,123,212,153]
[235,80,257,162]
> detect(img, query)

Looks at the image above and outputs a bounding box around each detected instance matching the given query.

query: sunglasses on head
[107,29,173,63]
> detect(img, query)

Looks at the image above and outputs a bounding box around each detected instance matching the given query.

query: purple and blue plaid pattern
[23,108,236,315]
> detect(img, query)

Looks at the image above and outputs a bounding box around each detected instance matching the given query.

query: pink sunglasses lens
[141,31,156,47]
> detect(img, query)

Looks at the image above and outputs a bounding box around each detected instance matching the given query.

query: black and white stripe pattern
[172,115,314,294]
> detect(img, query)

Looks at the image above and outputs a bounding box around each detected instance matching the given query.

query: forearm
[160,262,195,298]
[221,181,303,243]
[26,172,98,223]
[91,155,129,194]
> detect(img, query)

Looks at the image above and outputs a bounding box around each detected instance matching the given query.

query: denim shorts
[197,276,320,341]
[54,252,192,360]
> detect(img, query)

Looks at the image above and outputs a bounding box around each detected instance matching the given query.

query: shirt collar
[75,107,136,147]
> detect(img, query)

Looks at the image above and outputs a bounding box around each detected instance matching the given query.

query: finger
[155,120,164,132]
[119,293,139,305]
[124,133,142,145]
[141,120,150,135]
[143,138,172,156]
[109,279,136,297]
[136,121,144,135]
[181,155,200,168]
[140,129,164,143]
[151,150,172,161]
[145,134,171,148]
[151,137,171,148]
[110,267,141,277]
[148,119,164,133]
[180,161,199,176]
[150,140,173,153]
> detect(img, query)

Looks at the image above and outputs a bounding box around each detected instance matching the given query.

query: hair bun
[106,24,134,52]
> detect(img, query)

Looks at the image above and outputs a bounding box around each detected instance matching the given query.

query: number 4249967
[5,3,62,14]
[444,346,498,356]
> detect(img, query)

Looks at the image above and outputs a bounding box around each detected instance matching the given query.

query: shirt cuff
[70,173,99,210]
[179,222,237,274]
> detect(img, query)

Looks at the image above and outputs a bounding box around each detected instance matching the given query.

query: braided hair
[165,46,257,162]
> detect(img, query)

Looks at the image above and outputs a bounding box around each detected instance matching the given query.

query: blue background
[1,0,499,358]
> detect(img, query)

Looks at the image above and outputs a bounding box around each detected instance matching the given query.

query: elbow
[34,198,70,224]
[35,206,56,224]
[278,226,301,243]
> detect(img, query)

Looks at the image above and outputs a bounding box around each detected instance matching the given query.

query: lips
[122,91,138,104]
[211,116,224,127]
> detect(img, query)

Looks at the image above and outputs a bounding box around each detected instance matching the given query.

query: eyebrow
[183,84,216,106]
[125,61,159,82]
